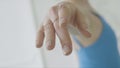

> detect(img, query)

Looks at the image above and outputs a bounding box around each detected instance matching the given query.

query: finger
[43,18,55,50]
[49,4,72,55]
[58,3,71,26]
[49,6,58,24]
[54,4,72,55]
[36,25,44,48]
[54,23,72,55]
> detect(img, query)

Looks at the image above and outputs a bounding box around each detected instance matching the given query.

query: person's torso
[73,13,120,68]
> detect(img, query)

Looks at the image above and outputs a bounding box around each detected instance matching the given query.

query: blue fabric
[73,14,120,68]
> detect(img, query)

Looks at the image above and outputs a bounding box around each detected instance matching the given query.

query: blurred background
[0,0,120,68]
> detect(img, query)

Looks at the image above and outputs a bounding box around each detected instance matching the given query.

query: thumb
[75,11,91,38]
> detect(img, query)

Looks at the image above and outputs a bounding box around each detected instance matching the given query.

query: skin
[36,0,103,55]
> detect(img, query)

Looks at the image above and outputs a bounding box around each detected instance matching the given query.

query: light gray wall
[0,0,44,68]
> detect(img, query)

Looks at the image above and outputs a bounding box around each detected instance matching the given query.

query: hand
[36,1,91,55]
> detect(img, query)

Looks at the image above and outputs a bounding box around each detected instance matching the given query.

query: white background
[0,0,44,68]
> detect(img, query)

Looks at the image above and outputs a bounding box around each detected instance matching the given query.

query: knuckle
[51,17,59,24]
[53,18,59,23]
[43,19,51,26]
[59,22,67,28]
[49,6,59,23]
[59,17,67,23]
[44,22,52,29]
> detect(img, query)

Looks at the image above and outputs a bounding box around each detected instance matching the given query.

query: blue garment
[73,13,120,68]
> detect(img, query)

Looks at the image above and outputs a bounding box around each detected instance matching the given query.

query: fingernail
[46,41,52,50]
[63,45,71,55]
[36,44,41,48]
[36,43,42,48]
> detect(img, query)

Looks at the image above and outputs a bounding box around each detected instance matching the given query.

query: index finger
[55,3,72,55]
